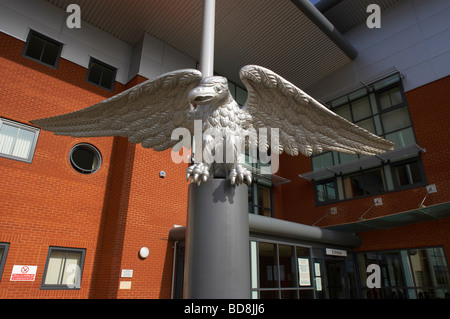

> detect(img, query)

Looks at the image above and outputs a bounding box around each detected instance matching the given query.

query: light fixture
[139,247,149,259]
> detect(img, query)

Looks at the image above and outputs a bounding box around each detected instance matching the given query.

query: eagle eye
[214,85,223,94]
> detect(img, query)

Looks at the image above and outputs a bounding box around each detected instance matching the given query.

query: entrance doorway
[325,260,348,299]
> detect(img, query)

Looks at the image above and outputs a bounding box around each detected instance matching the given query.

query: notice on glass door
[298,258,311,286]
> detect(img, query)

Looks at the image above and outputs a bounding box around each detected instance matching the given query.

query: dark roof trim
[290,0,358,60]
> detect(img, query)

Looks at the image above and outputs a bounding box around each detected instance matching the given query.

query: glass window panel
[393,161,422,186]
[385,127,416,147]
[379,86,404,110]
[352,97,372,121]
[257,184,271,209]
[100,66,115,90]
[343,173,365,198]
[312,152,333,170]
[299,289,315,299]
[373,115,383,135]
[409,248,450,290]
[25,34,45,60]
[278,245,296,288]
[88,62,103,84]
[355,118,376,134]
[12,129,34,159]
[363,168,386,194]
[250,241,258,289]
[390,87,403,106]
[379,251,405,287]
[0,124,18,156]
[44,251,66,285]
[369,93,378,115]
[41,41,60,66]
[280,290,298,299]
[259,290,278,299]
[316,180,336,202]
[259,242,278,288]
[334,104,351,121]
[338,152,358,164]
[381,107,411,133]
[61,252,81,285]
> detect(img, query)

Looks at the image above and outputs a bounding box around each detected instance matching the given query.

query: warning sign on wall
[10,265,37,281]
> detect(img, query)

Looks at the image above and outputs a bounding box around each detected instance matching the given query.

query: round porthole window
[69,143,102,174]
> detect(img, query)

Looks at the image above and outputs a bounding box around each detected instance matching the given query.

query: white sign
[325,248,347,257]
[121,269,133,278]
[10,265,37,281]
[298,258,311,286]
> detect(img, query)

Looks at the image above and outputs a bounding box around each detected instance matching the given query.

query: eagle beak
[188,86,216,105]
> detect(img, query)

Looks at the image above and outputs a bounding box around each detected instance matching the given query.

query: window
[316,179,337,203]
[41,247,85,290]
[357,246,450,299]
[0,243,10,281]
[69,143,102,174]
[250,240,314,299]
[23,30,63,68]
[0,118,40,163]
[248,182,273,217]
[86,58,117,91]
[311,74,426,204]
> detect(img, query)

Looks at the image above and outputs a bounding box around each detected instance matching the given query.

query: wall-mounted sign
[10,265,37,281]
[325,248,347,257]
[297,258,311,286]
[121,269,133,278]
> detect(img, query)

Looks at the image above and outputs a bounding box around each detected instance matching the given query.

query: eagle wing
[31,69,202,151]
[239,65,394,157]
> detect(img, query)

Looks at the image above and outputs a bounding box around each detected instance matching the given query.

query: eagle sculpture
[31,65,394,186]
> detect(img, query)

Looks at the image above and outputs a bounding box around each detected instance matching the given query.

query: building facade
[0,0,449,299]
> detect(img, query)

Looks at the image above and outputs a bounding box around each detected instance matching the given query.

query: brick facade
[0,33,189,298]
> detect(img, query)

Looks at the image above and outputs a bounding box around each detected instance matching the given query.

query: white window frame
[0,118,40,163]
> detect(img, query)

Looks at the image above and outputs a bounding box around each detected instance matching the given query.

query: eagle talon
[186,163,210,184]
[229,165,252,186]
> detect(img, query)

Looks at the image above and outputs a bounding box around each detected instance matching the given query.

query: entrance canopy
[169,213,362,247]
[325,201,450,233]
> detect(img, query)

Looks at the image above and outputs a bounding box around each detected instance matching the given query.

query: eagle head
[188,76,231,106]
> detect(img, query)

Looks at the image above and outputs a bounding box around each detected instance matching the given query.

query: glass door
[325,259,348,299]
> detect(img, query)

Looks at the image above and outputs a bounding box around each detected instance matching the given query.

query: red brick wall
[0,33,189,298]
[275,75,450,257]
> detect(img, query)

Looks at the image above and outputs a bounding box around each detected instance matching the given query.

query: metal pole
[183,179,251,299]
[200,0,215,77]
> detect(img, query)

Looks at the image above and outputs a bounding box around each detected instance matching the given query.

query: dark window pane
[316,180,336,202]
[259,242,278,288]
[25,34,45,60]
[88,62,103,85]
[394,161,422,186]
[41,41,60,66]
[278,245,296,288]
[363,168,386,194]
[100,66,115,89]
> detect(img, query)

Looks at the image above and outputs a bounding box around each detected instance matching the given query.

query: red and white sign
[10,265,37,281]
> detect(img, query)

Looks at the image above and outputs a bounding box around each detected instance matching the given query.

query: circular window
[69,143,102,174]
